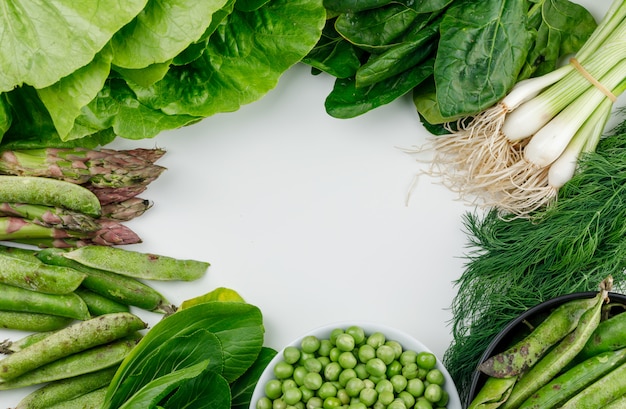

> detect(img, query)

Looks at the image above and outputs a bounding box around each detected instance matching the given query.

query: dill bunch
[444,121,626,405]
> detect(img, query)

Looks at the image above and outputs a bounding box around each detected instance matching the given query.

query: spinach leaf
[302,22,365,79]
[0,96,11,138]
[235,0,272,11]
[109,0,230,69]
[129,0,326,117]
[325,57,434,118]
[323,0,393,13]
[103,301,264,409]
[434,0,534,118]
[0,0,147,92]
[520,0,596,78]
[162,369,231,409]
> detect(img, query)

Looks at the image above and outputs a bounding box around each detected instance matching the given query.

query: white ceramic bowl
[250,321,462,409]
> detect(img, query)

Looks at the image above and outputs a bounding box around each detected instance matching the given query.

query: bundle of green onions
[428,0,626,217]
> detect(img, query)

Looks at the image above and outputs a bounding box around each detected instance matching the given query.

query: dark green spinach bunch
[303,0,597,125]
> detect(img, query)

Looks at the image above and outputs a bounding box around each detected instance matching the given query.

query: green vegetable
[0,311,72,333]
[36,248,173,313]
[0,312,146,381]
[15,367,117,409]
[468,377,517,409]
[0,252,86,294]
[102,300,265,409]
[0,282,90,321]
[0,202,100,232]
[0,336,138,389]
[444,122,626,401]
[560,360,626,409]
[578,308,626,360]
[61,245,210,281]
[0,176,101,217]
[74,287,130,316]
[518,347,626,409]
[46,386,108,409]
[0,331,56,355]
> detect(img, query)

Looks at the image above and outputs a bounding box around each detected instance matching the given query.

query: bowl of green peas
[250,322,462,409]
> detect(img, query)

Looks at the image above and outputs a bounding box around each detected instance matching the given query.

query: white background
[0,0,613,405]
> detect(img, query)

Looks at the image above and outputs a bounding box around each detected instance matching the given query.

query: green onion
[427,0,626,217]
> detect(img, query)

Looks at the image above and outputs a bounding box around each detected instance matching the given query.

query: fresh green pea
[359,387,378,406]
[318,382,338,399]
[390,374,408,393]
[407,378,425,397]
[273,397,287,409]
[284,387,303,405]
[307,396,323,409]
[365,358,387,377]
[336,334,356,352]
[323,396,342,409]
[304,372,323,390]
[282,379,298,392]
[329,329,344,345]
[386,360,402,377]
[402,363,419,379]
[379,390,395,405]
[358,344,376,363]
[304,358,323,373]
[363,379,375,389]
[257,397,273,409]
[348,402,367,409]
[415,396,433,409]
[424,383,443,403]
[426,369,444,386]
[284,346,301,364]
[346,326,366,345]
[300,351,315,364]
[376,379,394,394]
[416,352,437,370]
[300,385,314,402]
[324,362,342,381]
[354,363,368,379]
[369,374,386,385]
[338,351,357,369]
[339,368,357,387]
[301,336,321,354]
[318,356,331,370]
[345,377,365,397]
[274,361,295,379]
[265,379,283,399]
[293,366,308,386]
[367,332,386,349]
[376,345,396,365]
[388,398,407,409]
[400,350,418,366]
[318,340,333,357]
[398,390,415,408]
[386,341,403,359]
[329,347,341,362]
[337,388,350,404]
[436,390,449,406]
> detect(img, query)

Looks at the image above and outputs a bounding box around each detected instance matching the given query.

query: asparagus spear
[0,202,101,232]
[100,198,153,221]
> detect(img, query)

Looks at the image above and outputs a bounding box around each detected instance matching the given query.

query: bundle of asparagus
[0,147,166,247]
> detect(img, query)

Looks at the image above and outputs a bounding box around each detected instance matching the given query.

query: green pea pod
[0,312,147,381]
[518,347,626,409]
[468,376,517,409]
[36,248,173,313]
[0,331,56,355]
[46,387,108,409]
[0,245,40,262]
[0,176,101,217]
[16,367,116,409]
[0,311,73,332]
[75,287,130,316]
[605,395,626,409]
[61,245,210,281]
[579,309,626,360]
[0,336,139,389]
[0,282,90,321]
[479,296,599,378]
[501,289,607,409]
[560,361,626,409]
[0,253,86,294]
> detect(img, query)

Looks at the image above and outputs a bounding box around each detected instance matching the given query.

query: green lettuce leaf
[129,0,326,117]
[0,0,147,92]
[109,0,230,69]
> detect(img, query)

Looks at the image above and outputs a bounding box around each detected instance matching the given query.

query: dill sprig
[444,120,626,405]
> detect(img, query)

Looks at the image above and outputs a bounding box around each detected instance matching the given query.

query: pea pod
[0,176,101,217]
[36,248,173,312]
[560,361,626,409]
[479,296,599,378]
[47,386,108,409]
[605,395,626,409]
[468,376,517,409]
[0,335,139,389]
[0,331,56,355]
[501,288,607,409]
[16,367,117,409]
[0,312,146,381]
[75,287,130,316]
[0,282,90,320]
[0,245,40,262]
[578,308,626,360]
[518,347,626,409]
[61,245,210,281]
[0,311,73,332]
[0,253,86,294]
